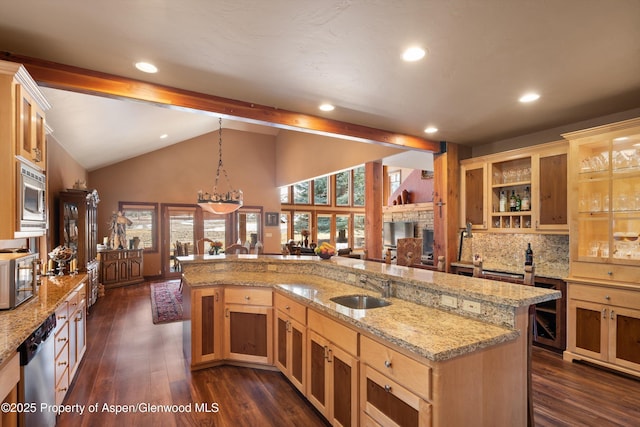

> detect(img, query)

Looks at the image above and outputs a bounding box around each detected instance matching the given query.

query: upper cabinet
[460,140,568,233]
[0,60,50,239]
[564,117,640,283]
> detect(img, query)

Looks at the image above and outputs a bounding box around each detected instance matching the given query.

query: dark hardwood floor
[57,282,640,427]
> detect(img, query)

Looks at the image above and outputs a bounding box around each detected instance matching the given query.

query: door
[162,205,197,278]
[192,287,223,365]
[568,299,607,361]
[223,304,273,364]
[610,306,640,371]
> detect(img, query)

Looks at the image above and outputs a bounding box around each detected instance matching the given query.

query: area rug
[150,280,183,324]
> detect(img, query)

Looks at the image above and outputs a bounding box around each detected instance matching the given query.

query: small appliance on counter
[0,252,39,309]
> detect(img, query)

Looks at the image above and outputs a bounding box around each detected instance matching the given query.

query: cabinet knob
[244,296,250,301]
[384,360,392,368]
[285,305,290,310]
[604,295,610,300]
[384,385,392,393]
[607,271,613,276]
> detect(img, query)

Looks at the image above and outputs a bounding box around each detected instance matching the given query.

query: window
[314,176,329,205]
[203,214,226,246]
[316,214,332,245]
[293,212,311,243]
[354,214,365,248]
[237,207,262,248]
[335,214,350,249]
[335,171,350,206]
[118,202,158,252]
[353,166,365,206]
[389,170,401,194]
[293,181,310,204]
[280,187,290,203]
[280,212,290,245]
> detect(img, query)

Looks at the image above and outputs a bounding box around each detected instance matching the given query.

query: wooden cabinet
[53,280,87,405]
[565,282,640,376]
[564,118,640,282]
[188,286,223,367]
[460,161,487,229]
[361,336,432,427]
[306,309,358,427]
[274,292,306,394]
[0,352,20,427]
[60,190,100,307]
[98,249,144,288]
[460,140,568,233]
[223,287,273,364]
[0,60,50,239]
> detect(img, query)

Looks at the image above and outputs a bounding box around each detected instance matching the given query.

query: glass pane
[280,186,290,203]
[203,215,226,247]
[120,203,158,251]
[354,214,365,248]
[239,211,261,247]
[335,214,350,249]
[168,208,195,273]
[317,214,332,246]
[336,171,350,206]
[314,176,329,205]
[280,212,290,245]
[294,181,310,204]
[389,171,401,194]
[353,166,365,206]
[293,212,310,244]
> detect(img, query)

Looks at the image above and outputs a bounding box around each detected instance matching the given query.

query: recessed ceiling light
[424,127,438,134]
[160,134,168,139]
[135,62,158,73]
[519,93,540,103]
[402,47,426,62]
[319,103,335,112]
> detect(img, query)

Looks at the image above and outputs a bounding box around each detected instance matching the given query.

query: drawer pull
[384,360,392,368]
[58,387,67,392]
[607,271,613,276]
[384,385,392,393]
[58,315,67,320]
[244,296,250,301]
[58,361,67,366]
[57,337,67,342]
[605,295,610,300]
[285,305,290,310]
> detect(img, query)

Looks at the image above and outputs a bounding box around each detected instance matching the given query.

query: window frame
[118,202,159,252]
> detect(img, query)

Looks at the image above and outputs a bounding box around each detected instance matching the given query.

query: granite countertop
[181,255,560,362]
[0,274,87,366]
[450,260,568,280]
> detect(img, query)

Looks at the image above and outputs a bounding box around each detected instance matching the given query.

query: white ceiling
[1,1,639,171]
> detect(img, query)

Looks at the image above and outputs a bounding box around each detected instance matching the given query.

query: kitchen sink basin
[330,294,391,309]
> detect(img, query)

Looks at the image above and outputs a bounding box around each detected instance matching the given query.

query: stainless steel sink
[330,294,391,309]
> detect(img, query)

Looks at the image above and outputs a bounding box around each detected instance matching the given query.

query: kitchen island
[179,254,560,426]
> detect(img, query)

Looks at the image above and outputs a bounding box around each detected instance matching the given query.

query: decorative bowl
[317,252,333,260]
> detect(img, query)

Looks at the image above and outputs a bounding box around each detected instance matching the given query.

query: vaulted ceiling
[1,1,639,170]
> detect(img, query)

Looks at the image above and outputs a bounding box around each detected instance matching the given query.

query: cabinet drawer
[55,301,69,326]
[568,283,640,308]
[361,335,432,401]
[570,261,639,284]
[225,287,272,306]
[55,342,69,387]
[54,324,69,358]
[55,366,69,406]
[100,251,121,261]
[308,309,358,356]
[67,290,80,312]
[274,292,306,325]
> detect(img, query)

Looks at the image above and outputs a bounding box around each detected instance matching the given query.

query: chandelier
[197,118,243,214]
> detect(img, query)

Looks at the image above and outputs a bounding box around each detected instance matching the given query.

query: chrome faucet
[360,274,391,298]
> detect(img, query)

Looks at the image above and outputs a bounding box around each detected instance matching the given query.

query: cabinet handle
[384,360,392,368]
[327,349,333,363]
[384,385,392,393]
[604,295,610,300]
[215,292,219,302]
[610,310,615,320]
[244,296,250,301]
[602,308,607,319]
[323,346,329,360]
[225,308,230,318]
[58,316,67,320]
[58,361,67,366]
[607,271,613,276]
[286,320,291,332]
[285,305,290,310]
[58,387,67,392]
[57,337,67,342]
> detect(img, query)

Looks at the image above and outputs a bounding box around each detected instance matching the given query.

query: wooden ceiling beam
[1,51,442,153]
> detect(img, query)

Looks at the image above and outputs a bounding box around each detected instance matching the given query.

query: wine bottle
[521,186,530,211]
[509,190,516,211]
[525,243,533,265]
[515,192,521,211]
[499,190,507,212]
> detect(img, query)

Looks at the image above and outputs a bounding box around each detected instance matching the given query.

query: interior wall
[89,129,279,276]
[275,130,405,186]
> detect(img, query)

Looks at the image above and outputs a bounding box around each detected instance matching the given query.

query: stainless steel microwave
[0,253,38,309]
[17,161,47,235]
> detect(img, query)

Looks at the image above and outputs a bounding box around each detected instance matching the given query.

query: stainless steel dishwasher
[18,313,56,427]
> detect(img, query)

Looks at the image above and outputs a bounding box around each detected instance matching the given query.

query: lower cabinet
[274,293,306,394]
[0,352,19,427]
[189,287,224,366]
[98,249,144,288]
[223,287,273,364]
[360,336,432,427]
[54,280,87,405]
[565,282,640,375]
[306,309,358,427]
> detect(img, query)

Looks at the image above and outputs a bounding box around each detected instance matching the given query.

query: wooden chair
[196,238,215,255]
[224,243,248,254]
